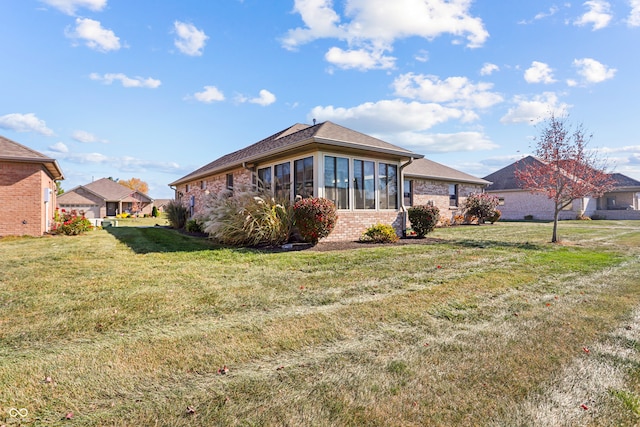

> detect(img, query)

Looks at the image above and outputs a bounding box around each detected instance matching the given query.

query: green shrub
[151,206,159,218]
[166,200,189,229]
[293,197,337,244]
[487,209,502,224]
[360,223,399,243]
[201,187,293,247]
[524,214,534,220]
[407,205,440,238]
[463,193,500,224]
[51,209,93,235]
[185,219,204,233]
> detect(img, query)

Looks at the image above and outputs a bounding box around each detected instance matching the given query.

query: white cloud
[72,130,108,143]
[89,73,161,88]
[310,99,466,134]
[574,0,612,30]
[49,142,69,153]
[500,92,570,124]
[40,0,107,15]
[524,61,556,84]
[414,49,429,63]
[51,150,185,174]
[0,113,54,136]
[392,73,503,109]
[282,0,488,70]
[249,89,277,106]
[191,86,225,103]
[572,58,616,84]
[391,131,498,153]
[535,6,560,20]
[325,47,396,70]
[66,18,120,52]
[173,21,208,56]
[629,0,640,26]
[480,63,499,76]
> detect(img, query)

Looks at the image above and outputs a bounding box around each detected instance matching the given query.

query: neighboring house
[0,135,64,236]
[152,199,173,212]
[483,156,640,220]
[58,178,153,218]
[169,121,489,241]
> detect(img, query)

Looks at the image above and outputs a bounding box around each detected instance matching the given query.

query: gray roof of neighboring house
[482,156,542,191]
[169,121,423,186]
[483,156,640,192]
[404,158,490,186]
[0,135,64,180]
[59,178,153,203]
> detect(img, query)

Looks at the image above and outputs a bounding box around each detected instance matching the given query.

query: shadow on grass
[105,226,223,254]
[447,239,543,250]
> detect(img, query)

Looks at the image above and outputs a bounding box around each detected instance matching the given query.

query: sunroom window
[354,159,375,209]
[274,162,291,201]
[294,156,314,198]
[378,163,398,209]
[324,156,349,209]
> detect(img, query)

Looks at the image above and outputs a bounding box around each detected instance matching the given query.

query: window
[200,180,207,190]
[294,156,314,199]
[274,162,291,201]
[324,156,349,209]
[190,196,195,217]
[226,173,233,192]
[185,184,190,192]
[449,184,458,207]
[354,160,375,209]
[257,167,272,191]
[498,197,505,206]
[403,179,413,207]
[379,163,398,209]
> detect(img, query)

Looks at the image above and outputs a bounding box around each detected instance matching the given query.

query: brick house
[57,178,153,218]
[0,135,64,236]
[483,156,640,220]
[169,121,489,241]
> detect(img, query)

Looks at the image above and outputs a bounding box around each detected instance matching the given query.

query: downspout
[399,157,415,237]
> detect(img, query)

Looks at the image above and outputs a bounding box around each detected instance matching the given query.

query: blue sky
[1,0,638,199]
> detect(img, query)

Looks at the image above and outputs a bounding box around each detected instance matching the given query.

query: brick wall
[176,168,253,214]
[324,210,403,242]
[412,179,485,222]
[0,161,55,236]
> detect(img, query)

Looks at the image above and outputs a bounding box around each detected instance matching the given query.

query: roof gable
[0,135,64,180]
[169,121,421,186]
[482,156,543,191]
[404,158,489,186]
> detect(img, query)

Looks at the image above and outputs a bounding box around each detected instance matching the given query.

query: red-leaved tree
[515,113,614,243]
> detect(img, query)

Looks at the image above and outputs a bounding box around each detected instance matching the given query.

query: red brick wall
[324,210,403,242]
[0,161,56,236]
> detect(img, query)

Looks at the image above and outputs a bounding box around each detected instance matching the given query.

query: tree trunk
[552,207,560,243]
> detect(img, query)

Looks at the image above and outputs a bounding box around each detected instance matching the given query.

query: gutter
[399,157,415,237]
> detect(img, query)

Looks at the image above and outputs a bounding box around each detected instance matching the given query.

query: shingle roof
[169,121,422,186]
[482,156,542,191]
[483,156,640,192]
[59,178,153,203]
[404,158,490,186]
[0,135,64,180]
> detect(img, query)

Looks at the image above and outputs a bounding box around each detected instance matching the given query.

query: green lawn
[2,221,640,426]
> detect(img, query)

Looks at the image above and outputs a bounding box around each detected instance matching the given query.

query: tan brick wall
[0,161,56,236]
[411,179,485,222]
[176,168,253,215]
[487,190,580,220]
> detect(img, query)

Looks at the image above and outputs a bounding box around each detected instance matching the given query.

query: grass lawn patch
[1,221,640,425]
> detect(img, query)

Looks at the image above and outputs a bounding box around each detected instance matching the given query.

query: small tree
[463,193,499,224]
[120,177,149,194]
[515,113,614,243]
